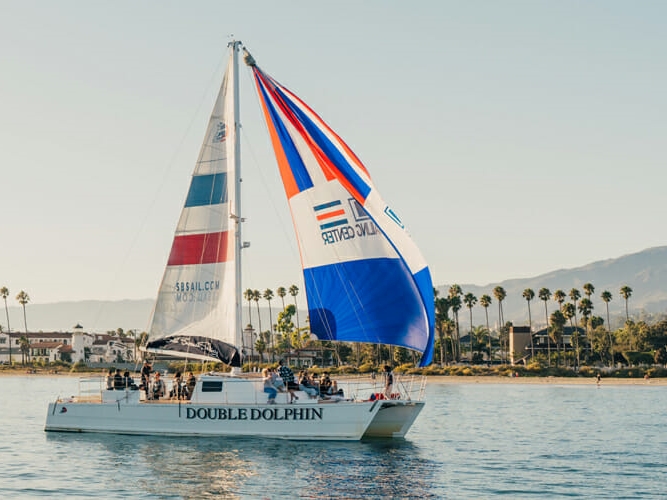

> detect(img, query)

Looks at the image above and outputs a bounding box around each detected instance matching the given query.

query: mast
[229,40,244,354]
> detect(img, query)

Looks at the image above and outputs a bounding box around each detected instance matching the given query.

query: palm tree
[19,335,30,365]
[569,288,581,339]
[263,288,275,361]
[137,331,149,361]
[553,289,566,310]
[562,302,578,366]
[492,286,506,362]
[449,285,463,361]
[463,292,477,361]
[435,293,451,365]
[289,284,300,334]
[620,285,632,322]
[601,290,613,366]
[1,286,11,364]
[480,294,492,364]
[243,288,254,327]
[252,289,263,341]
[16,290,30,334]
[276,287,287,310]
[548,310,566,366]
[583,283,595,303]
[522,288,535,358]
[538,288,551,365]
[578,297,593,361]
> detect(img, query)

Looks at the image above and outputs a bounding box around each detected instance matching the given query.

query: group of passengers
[146,369,196,401]
[261,360,344,404]
[107,361,197,401]
[105,368,138,391]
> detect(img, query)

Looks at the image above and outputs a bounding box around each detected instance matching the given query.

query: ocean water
[1,376,666,499]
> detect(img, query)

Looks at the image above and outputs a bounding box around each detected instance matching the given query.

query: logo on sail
[348,199,370,222]
[315,198,379,245]
[214,122,226,143]
[313,200,347,230]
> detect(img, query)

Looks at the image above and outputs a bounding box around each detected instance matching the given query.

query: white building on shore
[0,324,136,364]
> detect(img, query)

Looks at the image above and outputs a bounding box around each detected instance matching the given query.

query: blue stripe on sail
[313,200,342,211]
[256,81,314,193]
[184,173,228,207]
[413,267,435,367]
[304,258,430,354]
[319,219,348,230]
[275,86,371,200]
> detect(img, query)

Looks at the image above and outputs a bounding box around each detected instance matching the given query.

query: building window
[0,338,5,344]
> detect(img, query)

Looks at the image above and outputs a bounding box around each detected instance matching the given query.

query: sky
[1,1,666,306]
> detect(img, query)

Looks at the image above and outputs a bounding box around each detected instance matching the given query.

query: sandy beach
[425,375,666,386]
[1,369,663,386]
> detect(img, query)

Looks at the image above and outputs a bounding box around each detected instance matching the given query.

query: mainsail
[145,44,242,365]
[249,56,435,366]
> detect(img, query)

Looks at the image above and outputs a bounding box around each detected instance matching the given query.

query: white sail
[145,46,242,364]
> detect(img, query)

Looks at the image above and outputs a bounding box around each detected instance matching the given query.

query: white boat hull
[46,399,381,440]
[45,374,426,440]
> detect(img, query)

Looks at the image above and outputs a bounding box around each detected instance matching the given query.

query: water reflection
[46,433,439,498]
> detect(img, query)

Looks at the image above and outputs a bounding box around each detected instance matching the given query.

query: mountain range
[3,246,666,334]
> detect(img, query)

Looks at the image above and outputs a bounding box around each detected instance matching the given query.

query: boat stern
[362,400,425,438]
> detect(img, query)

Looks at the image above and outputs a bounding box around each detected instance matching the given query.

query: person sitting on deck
[105,368,114,390]
[113,369,124,390]
[269,368,285,392]
[319,372,332,396]
[185,372,196,400]
[329,380,344,397]
[298,370,319,399]
[170,371,184,399]
[123,371,137,390]
[151,372,165,400]
[262,368,277,404]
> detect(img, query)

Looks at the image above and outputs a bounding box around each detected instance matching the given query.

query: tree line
[434,282,667,368]
[4,281,666,370]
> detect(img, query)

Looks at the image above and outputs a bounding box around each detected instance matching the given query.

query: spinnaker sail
[249,59,434,366]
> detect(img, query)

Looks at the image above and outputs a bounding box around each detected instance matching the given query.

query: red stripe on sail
[167,231,229,266]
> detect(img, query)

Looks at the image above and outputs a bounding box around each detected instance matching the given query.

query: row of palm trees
[0,286,31,364]
[242,285,301,361]
[435,282,634,366]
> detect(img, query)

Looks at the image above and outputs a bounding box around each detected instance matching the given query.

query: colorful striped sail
[251,63,435,366]
[145,48,241,365]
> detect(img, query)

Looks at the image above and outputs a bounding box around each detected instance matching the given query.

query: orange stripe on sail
[316,209,345,221]
[254,75,300,200]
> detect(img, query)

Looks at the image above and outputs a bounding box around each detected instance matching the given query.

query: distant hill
[3,246,666,334]
[436,246,667,331]
[3,299,154,333]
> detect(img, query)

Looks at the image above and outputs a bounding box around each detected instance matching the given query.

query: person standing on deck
[278,359,298,403]
[383,365,394,399]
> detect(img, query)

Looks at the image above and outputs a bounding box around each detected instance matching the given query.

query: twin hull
[45,399,423,440]
[44,376,425,440]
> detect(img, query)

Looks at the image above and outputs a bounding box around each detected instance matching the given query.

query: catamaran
[45,41,435,440]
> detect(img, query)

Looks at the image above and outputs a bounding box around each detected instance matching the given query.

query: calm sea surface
[1,376,665,499]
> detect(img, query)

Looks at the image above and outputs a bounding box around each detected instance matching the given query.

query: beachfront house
[0,324,135,365]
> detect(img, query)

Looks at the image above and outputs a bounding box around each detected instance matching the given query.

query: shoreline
[0,370,663,386]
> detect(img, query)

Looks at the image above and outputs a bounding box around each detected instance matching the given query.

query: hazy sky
[1,1,666,306]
